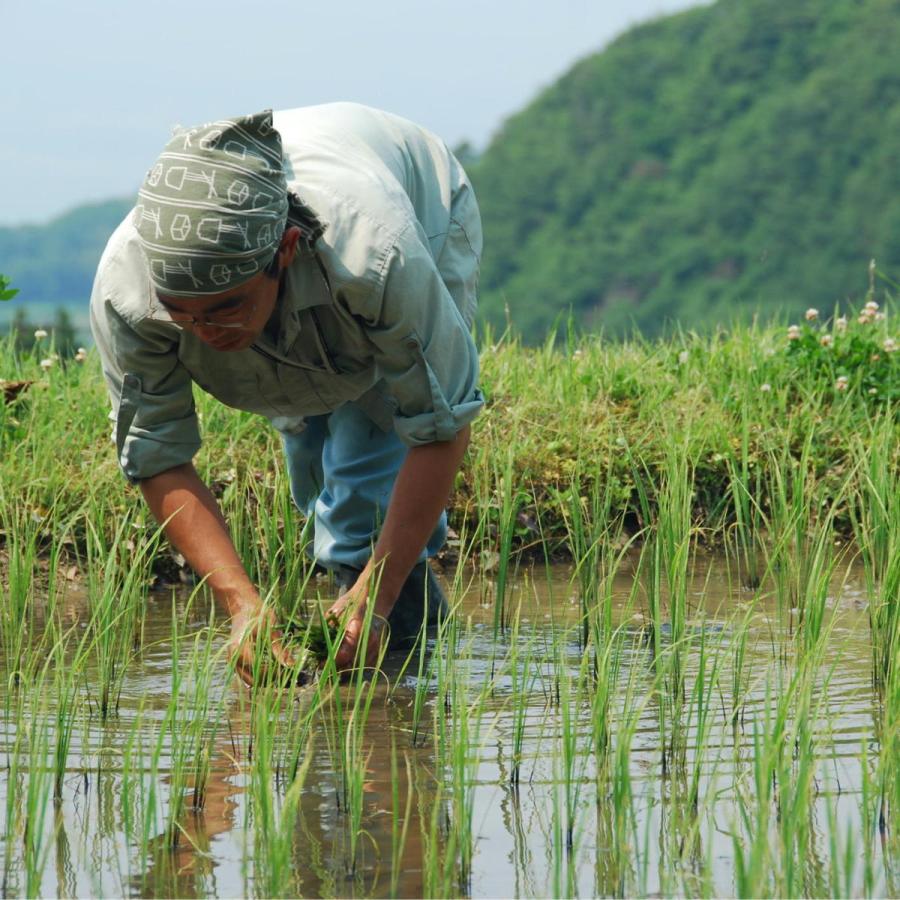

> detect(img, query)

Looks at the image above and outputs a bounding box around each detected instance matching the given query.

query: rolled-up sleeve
[355,226,484,445]
[90,265,201,483]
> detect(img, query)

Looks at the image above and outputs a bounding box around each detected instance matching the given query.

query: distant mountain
[467,0,900,339]
[0,199,131,309]
[4,0,900,341]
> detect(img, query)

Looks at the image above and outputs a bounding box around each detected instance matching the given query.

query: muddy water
[0,555,890,898]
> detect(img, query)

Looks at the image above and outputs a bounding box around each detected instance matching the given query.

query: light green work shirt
[90,103,484,482]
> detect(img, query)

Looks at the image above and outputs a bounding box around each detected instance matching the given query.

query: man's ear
[280,226,303,267]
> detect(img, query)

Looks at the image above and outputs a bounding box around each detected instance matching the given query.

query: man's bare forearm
[363,425,470,614]
[139,463,260,618]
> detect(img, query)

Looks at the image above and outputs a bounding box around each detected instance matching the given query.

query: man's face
[156,269,281,353]
[154,227,301,352]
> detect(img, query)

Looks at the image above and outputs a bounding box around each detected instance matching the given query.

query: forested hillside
[0,200,131,310]
[3,0,899,341]
[468,0,900,338]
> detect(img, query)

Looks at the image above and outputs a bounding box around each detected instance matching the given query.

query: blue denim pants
[280,400,447,571]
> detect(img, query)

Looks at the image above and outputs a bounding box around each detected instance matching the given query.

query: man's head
[135,109,296,350]
[153,225,303,352]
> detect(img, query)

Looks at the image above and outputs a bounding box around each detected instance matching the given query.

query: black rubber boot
[334,560,449,649]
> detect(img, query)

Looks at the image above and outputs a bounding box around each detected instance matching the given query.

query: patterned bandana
[134,110,289,297]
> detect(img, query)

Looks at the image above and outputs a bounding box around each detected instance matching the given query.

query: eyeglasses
[146,299,258,330]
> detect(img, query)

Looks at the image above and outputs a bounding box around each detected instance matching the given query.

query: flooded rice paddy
[0,554,896,898]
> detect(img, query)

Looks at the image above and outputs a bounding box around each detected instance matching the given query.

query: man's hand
[327,425,470,670]
[227,602,306,687]
[326,571,390,669]
[140,463,302,686]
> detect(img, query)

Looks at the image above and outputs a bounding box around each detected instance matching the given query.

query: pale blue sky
[1,0,697,226]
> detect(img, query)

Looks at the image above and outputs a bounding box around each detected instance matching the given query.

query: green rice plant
[732,684,780,898]
[21,706,56,900]
[51,807,75,900]
[492,445,522,637]
[732,645,833,898]
[656,439,696,705]
[874,645,900,871]
[725,395,767,590]
[548,772,580,899]
[440,619,494,892]
[419,778,455,899]
[388,742,414,899]
[313,570,390,878]
[823,779,862,899]
[564,454,628,648]
[857,733,883,898]
[176,604,224,815]
[729,606,756,730]
[48,639,80,803]
[81,514,160,720]
[158,606,191,851]
[760,427,830,648]
[681,622,726,820]
[506,603,538,788]
[555,626,593,854]
[119,705,153,878]
[2,687,26,897]
[0,500,42,685]
[594,662,643,898]
[247,678,311,898]
[848,417,900,690]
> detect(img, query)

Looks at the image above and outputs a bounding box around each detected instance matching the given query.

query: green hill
[0,199,131,310]
[4,0,899,342]
[468,0,900,339]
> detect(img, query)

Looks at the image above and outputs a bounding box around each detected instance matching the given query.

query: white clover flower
[74,349,87,363]
[760,383,772,392]
[884,338,897,353]
[835,316,848,332]
[805,308,819,321]
[820,334,833,348]
[858,314,872,325]
[869,388,878,395]
[33,328,48,340]
[39,357,54,371]
[865,300,879,313]
[787,325,801,340]
[835,375,849,391]
[678,350,689,365]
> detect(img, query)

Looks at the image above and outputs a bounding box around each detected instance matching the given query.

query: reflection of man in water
[136,684,436,898]
[90,106,483,680]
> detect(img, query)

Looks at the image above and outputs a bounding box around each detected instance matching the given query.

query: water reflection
[0,554,889,897]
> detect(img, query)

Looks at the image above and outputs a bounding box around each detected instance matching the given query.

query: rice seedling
[21,705,55,899]
[247,676,312,898]
[492,445,521,636]
[554,627,593,854]
[81,514,160,720]
[388,741,414,898]
[0,500,42,686]
[436,614,495,892]
[48,640,80,804]
[593,662,643,898]
[506,604,539,788]
[563,455,628,649]
[849,417,900,691]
